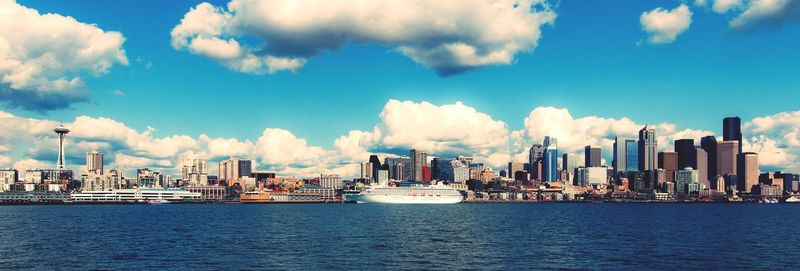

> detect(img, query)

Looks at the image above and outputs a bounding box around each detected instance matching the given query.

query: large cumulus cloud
[170,0,556,76]
[0,0,128,111]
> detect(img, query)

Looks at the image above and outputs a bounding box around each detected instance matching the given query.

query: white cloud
[0,0,128,111]
[114,153,172,169]
[729,0,800,30]
[170,0,556,76]
[640,4,693,44]
[253,128,326,167]
[712,0,745,13]
[13,158,50,171]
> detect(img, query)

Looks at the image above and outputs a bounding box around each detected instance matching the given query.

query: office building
[658,152,678,183]
[360,162,373,180]
[562,153,579,175]
[675,167,698,195]
[723,117,742,154]
[717,140,739,177]
[574,167,607,186]
[528,144,544,173]
[543,136,558,182]
[675,139,696,169]
[585,145,601,167]
[700,136,718,184]
[86,150,103,175]
[180,152,208,186]
[736,152,759,193]
[0,169,18,192]
[219,158,253,183]
[369,155,382,182]
[410,149,427,181]
[385,157,412,180]
[508,162,526,181]
[638,126,658,171]
[695,147,709,188]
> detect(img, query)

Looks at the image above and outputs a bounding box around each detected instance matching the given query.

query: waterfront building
[584,145,601,167]
[410,149,427,181]
[186,186,227,201]
[0,169,17,192]
[638,126,658,171]
[180,152,208,186]
[658,151,678,183]
[137,168,168,188]
[752,184,782,197]
[675,167,698,195]
[736,152,759,193]
[219,158,253,183]
[70,188,201,202]
[82,169,123,191]
[320,174,343,189]
[687,182,706,195]
[717,140,739,177]
[700,136,718,184]
[86,150,103,175]
[723,117,743,154]
[54,124,70,169]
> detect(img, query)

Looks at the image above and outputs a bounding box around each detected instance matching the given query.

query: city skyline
[0,0,799,179]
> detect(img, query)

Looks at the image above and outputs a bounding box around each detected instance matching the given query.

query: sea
[0,203,798,270]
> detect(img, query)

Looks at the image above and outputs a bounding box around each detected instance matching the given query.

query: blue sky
[1,0,799,177]
[8,0,798,146]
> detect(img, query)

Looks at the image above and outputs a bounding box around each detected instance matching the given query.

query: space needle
[54,124,70,169]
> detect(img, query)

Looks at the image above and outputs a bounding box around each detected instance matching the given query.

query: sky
[0,0,799,178]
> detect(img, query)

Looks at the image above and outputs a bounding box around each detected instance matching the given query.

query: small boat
[785,196,800,203]
[148,199,171,204]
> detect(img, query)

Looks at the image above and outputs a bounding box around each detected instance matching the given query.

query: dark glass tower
[369,155,381,182]
[700,136,718,182]
[674,139,696,169]
[723,117,742,154]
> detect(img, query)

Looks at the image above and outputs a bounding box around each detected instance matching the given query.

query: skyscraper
[86,150,103,175]
[700,136,718,183]
[528,144,544,173]
[737,152,759,193]
[625,140,638,172]
[658,151,678,183]
[410,149,427,181]
[675,139,696,169]
[54,125,70,169]
[181,152,208,186]
[638,126,658,171]
[717,140,739,177]
[562,153,579,176]
[613,137,629,175]
[219,158,253,182]
[508,161,525,181]
[723,117,742,154]
[543,136,559,182]
[369,155,382,182]
[360,162,373,180]
[696,147,709,187]
[584,145,601,167]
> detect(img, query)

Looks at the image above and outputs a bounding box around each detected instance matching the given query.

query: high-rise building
[584,145,601,167]
[562,153,579,175]
[613,137,631,175]
[675,167,698,195]
[528,144,544,173]
[54,125,70,169]
[638,126,658,171]
[86,150,103,175]
[219,158,253,183]
[180,152,208,186]
[696,147,709,188]
[410,149,427,181]
[360,162,373,180]
[700,136,718,183]
[658,151,678,183]
[675,139,696,170]
[736,152,759,193]
[508,162,525,181]
[625,140,638,172]
[717,141,739,177]
[434,159,468,183]
[543,136,558,182]
[723,117,742,154]
[369,155,382,182]
[385,157,412,180]
[0,169,18,192]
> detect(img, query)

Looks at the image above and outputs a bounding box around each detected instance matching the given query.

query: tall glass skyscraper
[638,126,658,171]
[723,117,742,154]
[625,139,638,172]
[543,136,558,182]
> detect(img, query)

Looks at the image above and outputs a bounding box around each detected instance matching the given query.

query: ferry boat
[786,196,800,203]
[70,188,201,203]
[347,183,463,204]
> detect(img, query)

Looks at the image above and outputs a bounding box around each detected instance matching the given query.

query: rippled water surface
[0,203,798,270]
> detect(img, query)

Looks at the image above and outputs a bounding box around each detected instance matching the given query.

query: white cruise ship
[70,188,202,203]
[348,183,463,204]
